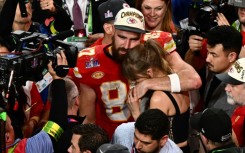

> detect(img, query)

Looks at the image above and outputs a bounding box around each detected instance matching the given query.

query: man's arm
[166,51,202,90]
[134,51,202,98]
[78,83,96,124]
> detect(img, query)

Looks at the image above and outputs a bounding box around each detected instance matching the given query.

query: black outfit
[208,143,245,153]
[46,79,68,148]
[55,115,85,153]
[144,90,190,153]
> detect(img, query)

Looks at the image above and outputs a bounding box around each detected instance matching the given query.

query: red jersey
[232,106,245,146]
[23,81,44,121]
[69,45,133,138]
[241,30,245,46]
[141,31,176,54]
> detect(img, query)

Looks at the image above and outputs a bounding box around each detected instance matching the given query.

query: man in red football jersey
[68,7,201,138]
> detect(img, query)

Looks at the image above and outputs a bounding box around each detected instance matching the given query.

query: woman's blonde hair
[122,39,172,81]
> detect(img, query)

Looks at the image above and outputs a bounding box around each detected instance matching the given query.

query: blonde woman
[122,39,190,152]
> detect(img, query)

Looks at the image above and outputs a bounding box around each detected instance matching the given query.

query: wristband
[0,112,6,121]
[42,121,64,141]
[168,73,181,93]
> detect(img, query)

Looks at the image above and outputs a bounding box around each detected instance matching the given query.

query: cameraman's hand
[48,50,68,80]
[40,0,56,13]
[188,35,203,52]
[216,13,230,26]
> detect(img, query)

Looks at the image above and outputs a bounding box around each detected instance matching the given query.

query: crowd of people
[0,0,245,153]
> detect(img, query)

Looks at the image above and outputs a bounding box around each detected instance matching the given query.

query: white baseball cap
[216,58,245,85]
[114,7,145,33]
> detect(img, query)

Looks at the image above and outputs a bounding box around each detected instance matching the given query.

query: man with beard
[68,7,201,139]
[216,58,245,146]
[112,109,182,153]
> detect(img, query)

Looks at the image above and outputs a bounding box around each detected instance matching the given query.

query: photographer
[1,51,72,152]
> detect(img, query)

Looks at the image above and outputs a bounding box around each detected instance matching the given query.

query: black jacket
[208,143,245,153]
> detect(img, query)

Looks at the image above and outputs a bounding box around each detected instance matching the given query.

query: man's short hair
[206,25,242,56]
[72,124,109,153]
[48,77,78,109]
[96,143,129,153]
[64,77,78,108]
[135,109,169,140]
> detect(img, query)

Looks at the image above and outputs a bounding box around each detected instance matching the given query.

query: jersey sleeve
[141,31,176,54]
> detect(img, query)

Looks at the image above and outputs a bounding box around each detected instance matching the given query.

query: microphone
[5,70,14,99]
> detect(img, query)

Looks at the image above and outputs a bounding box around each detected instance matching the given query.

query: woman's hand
[40,0,56,13]
[127,87,141,120]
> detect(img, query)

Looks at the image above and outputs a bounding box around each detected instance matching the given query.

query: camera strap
[54,65,69,78]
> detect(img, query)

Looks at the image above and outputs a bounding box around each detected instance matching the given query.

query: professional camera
[186,0,239,37]
[0,30,78,89]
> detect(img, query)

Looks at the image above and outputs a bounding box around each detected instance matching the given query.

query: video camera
[0,30,78,89]
[187,0,230,37]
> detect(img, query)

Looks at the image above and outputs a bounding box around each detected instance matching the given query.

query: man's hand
[48,50,68,79]
[40,0,56,13]
[188,35,203,52]
[216,13,230,26]
[135,51,202,97]
[134,79,151,99]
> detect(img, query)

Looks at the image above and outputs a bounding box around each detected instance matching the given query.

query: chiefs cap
[216,58,245,85]
[114,7,145,33]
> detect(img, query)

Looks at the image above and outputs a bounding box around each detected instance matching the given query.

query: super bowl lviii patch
[85,58,100,68]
